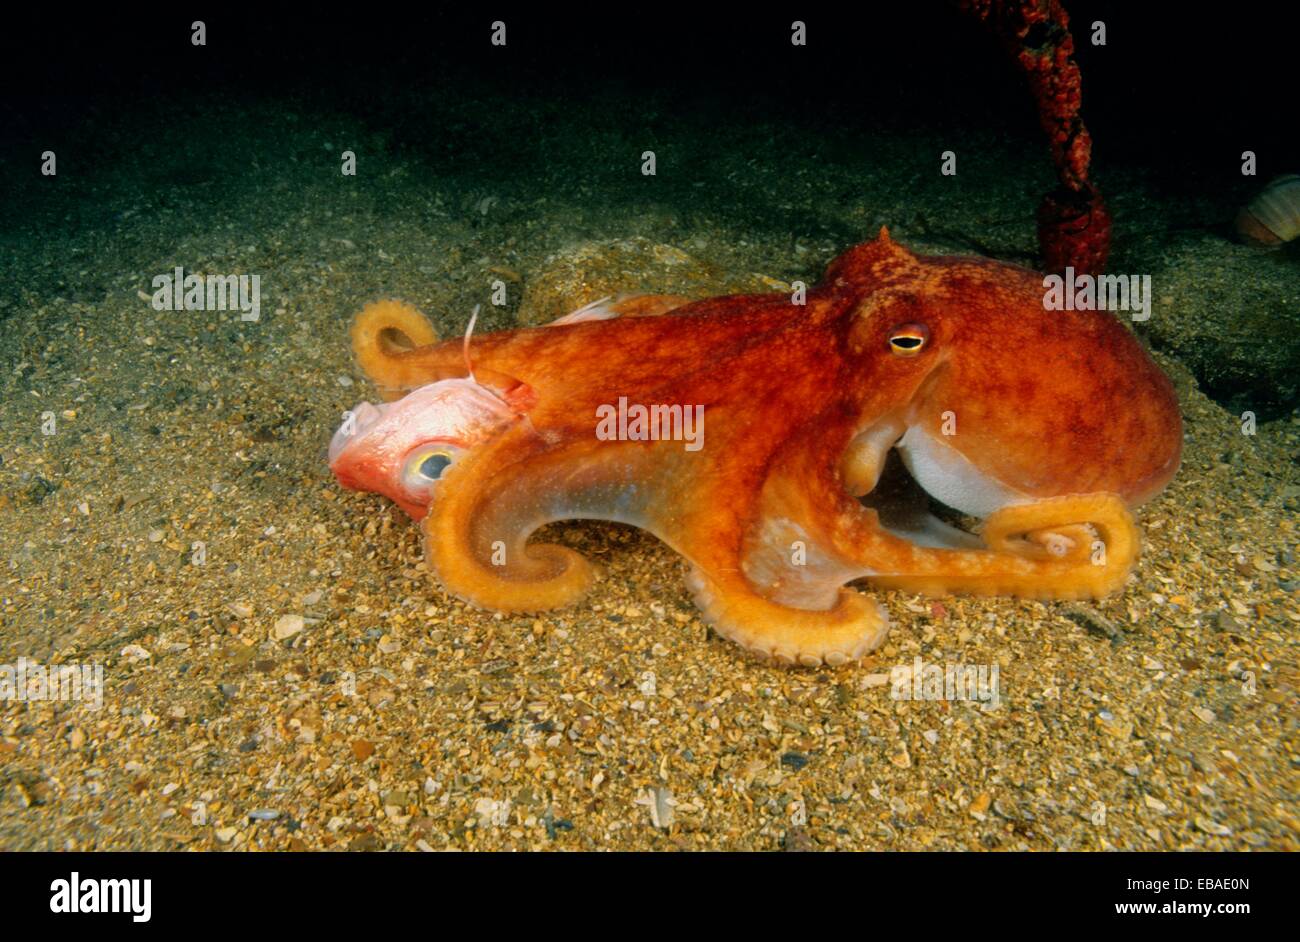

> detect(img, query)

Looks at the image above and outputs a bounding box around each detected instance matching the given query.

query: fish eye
[417,451,452,480]
[401,445,462,494]
[888,323,929,357]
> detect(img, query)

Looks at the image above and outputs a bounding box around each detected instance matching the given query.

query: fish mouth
[328,400,386,465]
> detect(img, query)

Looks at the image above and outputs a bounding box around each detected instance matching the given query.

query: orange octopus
[332,229,1182,667]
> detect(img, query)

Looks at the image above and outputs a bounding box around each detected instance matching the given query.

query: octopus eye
[888,323,929,357]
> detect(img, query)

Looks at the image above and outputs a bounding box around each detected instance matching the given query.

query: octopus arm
[354,295,809,400]
[720,443,1140,666]
[422,426,681,613]
[825,487,1140,601]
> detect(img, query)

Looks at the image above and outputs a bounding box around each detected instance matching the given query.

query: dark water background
[1,4,1296,410]
[4,4,1294,212]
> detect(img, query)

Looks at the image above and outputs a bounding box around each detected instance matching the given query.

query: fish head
[329,379,519,519]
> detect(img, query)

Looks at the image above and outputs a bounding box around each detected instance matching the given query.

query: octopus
[329,229,1182,667]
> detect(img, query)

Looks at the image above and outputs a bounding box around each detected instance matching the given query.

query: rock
[780,752,809,771]
[639,787,675,829]
[14,778,51,807]
[1195,816,1232,837]
[515,237,788,327]
[1095,709,1134,740]
[473,797,512,827]
[272,614,304,640]
[120,644,151,662]
[1214,610,1242,633]
[351,739,375,761]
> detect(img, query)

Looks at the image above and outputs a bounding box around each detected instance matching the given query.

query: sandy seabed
[0,94,1296,851]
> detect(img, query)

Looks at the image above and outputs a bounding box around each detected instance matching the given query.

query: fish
[330,306,525,518]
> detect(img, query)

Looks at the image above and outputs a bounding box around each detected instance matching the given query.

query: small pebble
[1195,816,1232,837]
[1214,610,1242,632]
[273,614,305,640]
[780,752,809,771]
[120,644,151,662]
